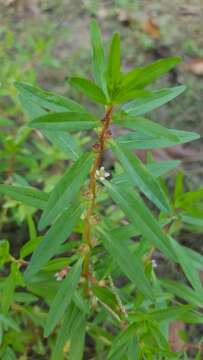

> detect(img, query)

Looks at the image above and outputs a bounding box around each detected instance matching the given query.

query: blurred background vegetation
[0,0,203,358]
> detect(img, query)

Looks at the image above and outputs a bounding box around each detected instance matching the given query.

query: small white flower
[80,211,86,220]
[95,166,110,181]
[152,259,157,269]
[54,272,63,281]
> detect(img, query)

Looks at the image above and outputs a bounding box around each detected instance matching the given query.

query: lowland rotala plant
[1,20,203,359]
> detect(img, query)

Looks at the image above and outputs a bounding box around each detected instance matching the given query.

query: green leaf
[104,181,203,292]
[0,118,13,126]
[2,347,17,360]
[113,89,151,104]
[2,263,23,315]
[17,89,83,160]
[92,285,118,312]
[44,131,82,160]
[0,313,20,332]
[183,245,203,271]
[0,240,10,265]
[18,92,46,119]
[180,214,203,229]
[20,236,43,259]
[113,160,180,187]
[114,115,179,141]
[103,181,176,260]
[170,236,202,293]
[121,56,182,89]
[39,152,93,229]
[173,171,184,202]
[69,77,108,104]
[111,141,171,213]
[24,203,83,281]
[107,32,121,93]
[98,223,154,300]
[51,302,84,360]
[148,305,194,322]
[29,111,99,132]
[15,81,86,113]
[161,279,203,307]
[122,86,186,115]
[69,314,86,360]
[90,19,108,97]
[149,305,203,324]
[0,185,49,209]
[107,323,137,360]
[175,188,203,208]
[117,128,200,149]
[44,259,82,337]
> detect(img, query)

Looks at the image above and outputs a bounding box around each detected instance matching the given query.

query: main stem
[82,105,113,285]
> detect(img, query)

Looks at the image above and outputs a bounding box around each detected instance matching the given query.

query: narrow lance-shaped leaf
[122,86,186,116]
[114,115,179,141]
[15,81,86,113]
[39,152,93,229]
[104,182,203,294]
[111,141,171,213]
[69,314,86,360]
[18,90,83,160]
[29,111,99,132]
[113,89,151,104]
[107,32,121,93]
[117,128,200,150]
[0,185,49,209]
[113,160,181,187]
[51,303,85,360]
[69,77,108,104]
[103,181,176,261]
[121,56,182,89]
[169,236,203,293]
[148,305,199,323]
[44,130,82,160]
[0,314,20,332]
[98,223,154,300]
[24,203,83,281]
[161,279,203,307]
[90,19,108,97]
[44,259,82,337]
[107,323,138,360]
